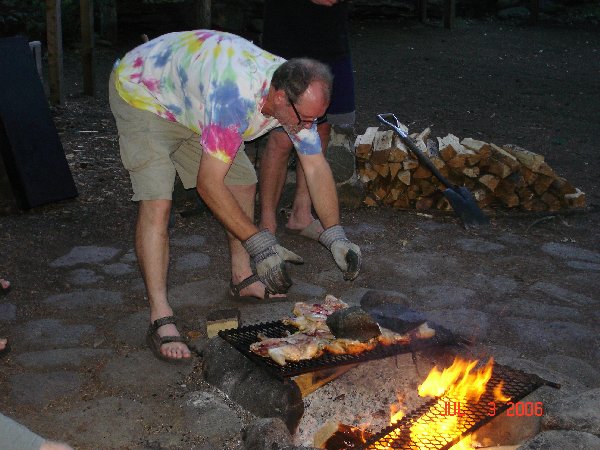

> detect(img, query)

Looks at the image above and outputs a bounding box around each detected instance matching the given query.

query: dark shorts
[326,56,355,125]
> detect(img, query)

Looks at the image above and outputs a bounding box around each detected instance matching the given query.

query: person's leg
[259,129,293,234]
[227,183,286,299]
[136,199,191,360]
[286,122,331,231]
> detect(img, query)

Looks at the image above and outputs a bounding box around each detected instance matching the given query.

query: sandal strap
[149,315,177,332]
[157,335,186,344]
[230,274,260,296]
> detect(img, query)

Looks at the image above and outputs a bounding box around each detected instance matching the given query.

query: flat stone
[415,284,476,309]
[472,273,519,295]
[56,397,153,448]
[567,260,600,271]
[502,318,595,353]
[67,268,104,285]
[239,302,296,327]
[326,141,356,183]
[175,252,210,271]
[485,299,581,321]
[497,232,530,245]
[540,355,600,388]
[120,249,137,263]
[102,263,135,276]
[456,238,506,253]
[289,280,326,297]
[99,350,195,391]
[169,279,228,308]
[542,388,600,436]
[389,252,460,280]
[112,311,148,346]
[43,289,123,309]
[242,417,293,450]
[541,242,600,263]
[171,235,207,247]
[49,246,120,267]
[425,308,489,341]
[314,268,345,284]
[183,391,243,438]
[15,348,113,368]
[359,289,410,310]
[11,372,83,406]
[16,319,97,349]
[344,222,386,235]
[0,302,16,321]
[518,430,600,450]
[528,281,595,306]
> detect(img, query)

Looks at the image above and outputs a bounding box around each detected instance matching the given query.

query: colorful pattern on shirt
[114,30,321,163]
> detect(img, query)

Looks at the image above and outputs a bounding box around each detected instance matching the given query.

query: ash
[294,353,437,447]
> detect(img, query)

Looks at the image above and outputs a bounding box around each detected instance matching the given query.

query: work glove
[319,225,362,281]
[243,230,304,294]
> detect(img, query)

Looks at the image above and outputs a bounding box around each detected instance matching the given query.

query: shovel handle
[377,113,454,190]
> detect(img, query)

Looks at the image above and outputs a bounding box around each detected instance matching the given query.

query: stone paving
[1,209,599,450]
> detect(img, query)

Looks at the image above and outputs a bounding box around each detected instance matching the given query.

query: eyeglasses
[288,95,322,126]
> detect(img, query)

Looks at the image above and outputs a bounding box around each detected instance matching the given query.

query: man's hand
[243,230,304,293]
[319,225,361,281]
[311,0,340,6]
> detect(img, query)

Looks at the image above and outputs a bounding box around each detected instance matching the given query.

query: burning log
[314,421,372,450]
[355,124,586,212]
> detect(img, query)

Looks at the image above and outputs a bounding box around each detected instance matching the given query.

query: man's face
[279,81,329,134]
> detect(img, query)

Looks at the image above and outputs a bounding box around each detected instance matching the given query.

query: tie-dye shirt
[113,30,321,163]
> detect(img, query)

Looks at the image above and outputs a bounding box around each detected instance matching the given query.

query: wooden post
[443,0,456,29]
[80,0,95,96]
[99,0,118,44]
[46,0,64,105]
[194,0,211,29]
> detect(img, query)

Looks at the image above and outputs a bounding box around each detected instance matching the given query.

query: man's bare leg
[228,183,285,299]
[259,123,331,234]
[136,200,191,360]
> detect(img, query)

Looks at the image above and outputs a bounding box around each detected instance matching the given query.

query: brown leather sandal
[146,316,192,364]
[229,274,288,303]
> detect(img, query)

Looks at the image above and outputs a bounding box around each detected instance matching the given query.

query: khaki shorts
[108,72,257,201]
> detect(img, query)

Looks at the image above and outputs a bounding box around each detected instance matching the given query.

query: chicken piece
[249,329,332,366]
[292,295,349,321]
[377,327,411,346]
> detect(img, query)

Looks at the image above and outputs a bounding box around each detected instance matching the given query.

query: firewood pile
[355,125,586,212]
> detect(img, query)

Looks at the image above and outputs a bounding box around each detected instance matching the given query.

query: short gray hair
[271,58,333,103]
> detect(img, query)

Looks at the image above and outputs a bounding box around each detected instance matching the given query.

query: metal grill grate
[364,364,558,449]
[218,321,461,379]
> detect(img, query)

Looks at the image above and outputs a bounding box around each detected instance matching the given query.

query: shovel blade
[442,186,490,228]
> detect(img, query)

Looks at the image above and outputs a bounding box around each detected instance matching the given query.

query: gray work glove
[319,225,362,281]
[243,230,304,294]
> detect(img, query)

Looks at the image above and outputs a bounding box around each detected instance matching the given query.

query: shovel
[377,113,489,228]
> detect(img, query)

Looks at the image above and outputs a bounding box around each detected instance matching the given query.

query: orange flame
[389,393,406,425]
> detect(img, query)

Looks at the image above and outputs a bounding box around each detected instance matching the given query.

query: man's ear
[272,88,287,106]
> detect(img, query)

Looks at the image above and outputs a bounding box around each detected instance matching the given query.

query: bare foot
[149,311,192,360]
[40,441,74,450]
[286,214,323,234]
[237,279,286,300]
[0,338,7,352]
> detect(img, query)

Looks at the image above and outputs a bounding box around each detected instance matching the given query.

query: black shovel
[377,113,489,228]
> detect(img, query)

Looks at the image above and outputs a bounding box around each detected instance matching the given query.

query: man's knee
[266,130,294,157]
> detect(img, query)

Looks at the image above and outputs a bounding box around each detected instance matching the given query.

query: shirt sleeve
[286,125,322,155]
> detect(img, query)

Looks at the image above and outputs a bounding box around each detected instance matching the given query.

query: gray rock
[0,302,16,321]
[11,372,83,406]
[242,417,293,450]
[518,430,600,449]
[202,337,303,433]
[102,262,135,276]
[120,249,137,263]
[238,302,296,327]
[175,252,211,271]
[426,308,489,341]
[15,348,112,368]
[456,238,505,253]
[289,280,326,297]
[183,391,243,438]
[100,350,195,392]
[502,318,595,353]
[540,355,600,388]
[485,299,581,321]
[16,319,97,349]
[390,252,460,279]
[567,260,600,271]
[171,235,207,247]
[415,284,476,309]
[326,143,356,184]
[43,289,123,309]
[542,388,600,436]
[67,268,104,285]
[50,246,120,267]
[326,306,381,341]
[497,231,530,245]
[529,281,596,306]
[541,242,600,263]
[472,273,519,295]
[112,310,148,346]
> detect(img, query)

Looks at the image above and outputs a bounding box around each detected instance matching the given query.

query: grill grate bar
[218,320,460,379]
[364,364,555,449]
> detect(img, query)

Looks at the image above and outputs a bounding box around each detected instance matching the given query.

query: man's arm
[296,151,339,229]
[196,152,258,241]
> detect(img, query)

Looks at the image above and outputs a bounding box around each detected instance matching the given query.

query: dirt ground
[0,14,599,450]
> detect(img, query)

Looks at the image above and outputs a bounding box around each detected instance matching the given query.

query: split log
[550,177,577,196]
[355,127,379,160]
[490,143,520,172]
[370,130,394,165]
[532,174,555,195]
[478,174,500,192]
[403,159,419,170]
[503,143,544,172]
[439,134,475,167]
[397,170,411,186]
[413,165,433,179]
[564,188,586,208]
[534,161,556,177]
[415,196,435,210]
[521,167,538,185]
[314,421,372,450]
[389,162,402,179]
[363,195,378,206]
[389,135,409,162]
[540,191,562,211]
[373,163,390,178]
[516,186,535,202]
[462,166,480,178]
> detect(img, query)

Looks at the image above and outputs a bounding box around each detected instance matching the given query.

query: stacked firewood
[355,125,586,212]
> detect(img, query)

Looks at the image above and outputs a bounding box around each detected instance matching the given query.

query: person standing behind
[259,0,355,240]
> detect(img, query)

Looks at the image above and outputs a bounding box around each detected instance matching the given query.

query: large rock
[242,417,293,450]
[542,388,600,436]
[518,430,600,449]
[202,337,304,433]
